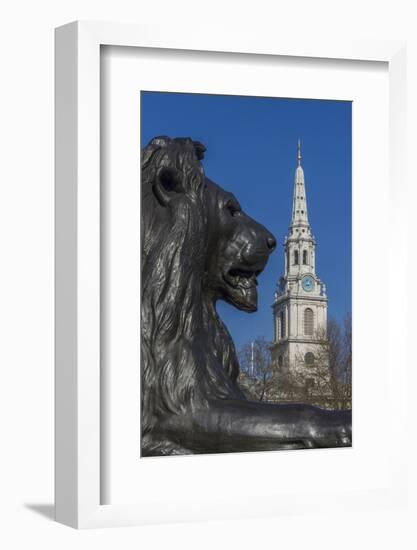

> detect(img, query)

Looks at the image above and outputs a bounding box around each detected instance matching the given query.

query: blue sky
[141,91,352,351]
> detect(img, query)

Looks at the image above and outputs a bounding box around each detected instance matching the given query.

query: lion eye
[226,200,241,217]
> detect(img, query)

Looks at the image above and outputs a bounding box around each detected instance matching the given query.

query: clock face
[302,275,314,292]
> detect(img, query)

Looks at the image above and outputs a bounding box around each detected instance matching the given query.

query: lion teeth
[225,269,257,289]
[237,273,257,289]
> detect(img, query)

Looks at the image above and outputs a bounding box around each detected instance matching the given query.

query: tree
[277,315,352,410]
[238,315,352,410]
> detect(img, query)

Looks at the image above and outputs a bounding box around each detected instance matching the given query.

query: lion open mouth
[222,266,264,312]
[224,268,261,290]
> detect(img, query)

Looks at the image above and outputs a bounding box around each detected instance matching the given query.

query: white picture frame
[55,20,407,529]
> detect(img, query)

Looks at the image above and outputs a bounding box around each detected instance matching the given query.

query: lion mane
[141,136,244,455]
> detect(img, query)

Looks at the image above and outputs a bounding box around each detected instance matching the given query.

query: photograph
[140,91,352,457]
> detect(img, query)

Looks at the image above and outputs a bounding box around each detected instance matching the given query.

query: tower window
[303,250,308,264]
[294,250,299,265]
[280,310,286,339]
[304,308,314,336]
[305,352,315,365]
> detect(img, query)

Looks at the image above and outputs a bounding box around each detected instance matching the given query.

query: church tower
[272,142,328,385]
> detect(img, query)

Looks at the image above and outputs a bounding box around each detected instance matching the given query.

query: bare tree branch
[238,316,352,410]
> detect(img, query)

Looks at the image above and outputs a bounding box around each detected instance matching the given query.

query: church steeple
[291,140,309,229]
[272,142,328,385]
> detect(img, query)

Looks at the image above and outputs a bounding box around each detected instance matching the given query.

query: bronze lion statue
[141,136,351,456]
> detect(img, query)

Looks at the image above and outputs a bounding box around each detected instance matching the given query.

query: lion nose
[266,236,276,251]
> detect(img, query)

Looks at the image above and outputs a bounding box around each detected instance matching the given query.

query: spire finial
[297,139,302,166]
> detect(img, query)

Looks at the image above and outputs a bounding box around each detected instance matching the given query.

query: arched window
[305,352,315,366]
[304,308,314,336]
[294,250,299,265]
[280,310,286,339]
[278,355,283,367]
[303,250,308,265]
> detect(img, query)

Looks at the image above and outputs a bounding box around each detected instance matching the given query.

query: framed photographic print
[55,21,407,528]
[138,91,352,459]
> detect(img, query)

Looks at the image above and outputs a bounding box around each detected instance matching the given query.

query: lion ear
[153,166,184,206]
[193,141,206,160]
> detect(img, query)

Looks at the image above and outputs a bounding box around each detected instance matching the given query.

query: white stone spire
[291,140,309,229]
[283,141,316,281]
[272,142,329,391]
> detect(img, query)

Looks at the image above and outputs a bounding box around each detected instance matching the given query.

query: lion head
[204,178,276,312]
[141,136,276,453]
